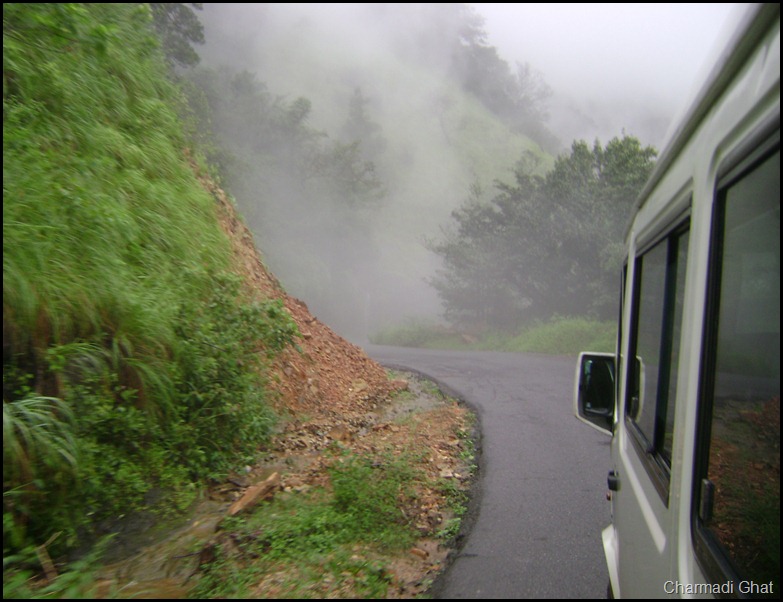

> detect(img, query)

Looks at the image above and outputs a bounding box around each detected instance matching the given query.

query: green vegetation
[194,375,477,599]
[149,2,205,68]
[429,137,656,331]
[3,1,298,573]
[371,316,616,355]
[2,534,114,599]
[194,452,421,598]
[489,317,616,354]
[437,414,477,543]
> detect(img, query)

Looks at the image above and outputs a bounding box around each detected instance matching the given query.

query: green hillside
[3,2,298,567]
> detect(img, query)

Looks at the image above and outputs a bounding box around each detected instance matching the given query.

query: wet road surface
[364,345,611,599]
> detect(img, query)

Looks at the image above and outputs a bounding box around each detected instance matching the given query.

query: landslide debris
[91,165,476,598]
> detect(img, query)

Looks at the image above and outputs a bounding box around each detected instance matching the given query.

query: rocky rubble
[189,167,476,597]
[202,169,404,418]
[88,161,474,600]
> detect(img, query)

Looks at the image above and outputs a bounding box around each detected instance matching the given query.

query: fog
[194,3,739,342]
[475,3,740,146]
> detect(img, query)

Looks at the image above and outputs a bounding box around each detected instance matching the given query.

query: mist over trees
[182,66,385,337]
[428,136,657,330]
[447,9,557,151]
[184,3,561,339]
[179,4,661,339]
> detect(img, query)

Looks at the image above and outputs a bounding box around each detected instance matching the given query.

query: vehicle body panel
[574,5,779,597]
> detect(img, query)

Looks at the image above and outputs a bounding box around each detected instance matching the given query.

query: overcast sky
[472,3,742,145]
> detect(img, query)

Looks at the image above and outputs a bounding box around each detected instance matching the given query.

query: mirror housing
[574,352,615,435]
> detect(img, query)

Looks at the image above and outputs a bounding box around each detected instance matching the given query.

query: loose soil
[88,166,477,598]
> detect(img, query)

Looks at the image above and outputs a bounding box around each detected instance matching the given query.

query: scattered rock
[88,162,477,600]
[328,425,352,442]
[227,472,281,517]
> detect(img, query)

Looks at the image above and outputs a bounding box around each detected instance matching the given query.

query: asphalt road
[364,345,611,599]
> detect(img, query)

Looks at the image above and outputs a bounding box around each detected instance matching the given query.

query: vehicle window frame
[625,217,691,505]
[692,133,780,590]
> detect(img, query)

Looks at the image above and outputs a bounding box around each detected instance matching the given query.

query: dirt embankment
[156,168,476,598]
[202,171,400,418]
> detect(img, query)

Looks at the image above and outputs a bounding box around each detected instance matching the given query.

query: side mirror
[574,352,615,435]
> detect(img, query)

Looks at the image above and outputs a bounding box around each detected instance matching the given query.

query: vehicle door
[612,220,691,596]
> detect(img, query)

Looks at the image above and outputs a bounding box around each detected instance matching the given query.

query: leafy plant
[194,451,422,598]
[330,453,418,546]
[2,534,115,599]
[3,396,77,487]
[172,274,299,475]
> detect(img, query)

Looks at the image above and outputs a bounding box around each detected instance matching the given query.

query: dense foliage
[429,137,657,329]
[149,2,204,68]
[3,2,298,564]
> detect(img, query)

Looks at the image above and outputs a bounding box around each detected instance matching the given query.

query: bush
[501,316,616,354]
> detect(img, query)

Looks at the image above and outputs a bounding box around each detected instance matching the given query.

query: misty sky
[474,3,741,146]
[195,3,749,338]
[200,3,742,149]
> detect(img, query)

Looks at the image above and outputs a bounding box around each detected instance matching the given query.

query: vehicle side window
[626,221,690,498]
[695,147,780,590]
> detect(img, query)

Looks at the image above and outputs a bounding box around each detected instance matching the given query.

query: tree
[514,62,552,123]
[428,184,534,329]
[149,3,204,68]
[341,87,387,164]
[445,5,556,149]
[429,136,657,329]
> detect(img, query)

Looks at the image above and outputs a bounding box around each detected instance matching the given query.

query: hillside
[193,3,556,338]
[3,5,475,597]
[89,164,477,599]
[198,163,401,417]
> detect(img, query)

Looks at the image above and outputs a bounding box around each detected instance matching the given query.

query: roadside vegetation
[3,1,299,584]
[3,6,479,598]
[191,377,477,599]
[371,316,616,354]
[194,452,423,598]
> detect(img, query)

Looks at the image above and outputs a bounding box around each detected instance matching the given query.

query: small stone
[227,472,281,516]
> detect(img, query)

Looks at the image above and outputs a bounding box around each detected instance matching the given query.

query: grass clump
[330,453,419,547]
[491,316,616,354]
[437,414,477,543]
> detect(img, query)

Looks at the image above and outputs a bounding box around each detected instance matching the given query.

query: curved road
[364,345,610,599]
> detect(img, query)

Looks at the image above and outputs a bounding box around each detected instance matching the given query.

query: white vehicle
[574,4,779,598]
